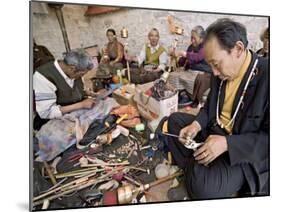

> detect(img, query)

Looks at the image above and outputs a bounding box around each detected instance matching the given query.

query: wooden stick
[148,171,183,188]
[125,44,131,83]
[33,171,116,207]
[43,161,57,185]
[127,61,131,83]
[57,167,98,173]
[33,165,132,203]
[54,168,101,179]
[73,169,105,178]
[41,199,50,210]
[41,178,68,193]
[80,161,129,168]
[33,178,97,207]
[33,171,98,201]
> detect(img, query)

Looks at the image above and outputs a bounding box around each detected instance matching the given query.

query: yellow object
[219,50,252,133]
[116,114,128,124]
[162,120,168,133]
[122,78,129,85]
[168,152,172,165]
[104,122,110,128]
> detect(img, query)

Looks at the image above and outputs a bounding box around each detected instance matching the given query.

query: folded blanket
[35,98,119,161]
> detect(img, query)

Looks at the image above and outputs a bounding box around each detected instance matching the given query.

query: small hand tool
[161,132,203,150]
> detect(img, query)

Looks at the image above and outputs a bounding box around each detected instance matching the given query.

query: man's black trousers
[167,112,250,199]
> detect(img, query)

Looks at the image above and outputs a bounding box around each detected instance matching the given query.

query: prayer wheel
[121,27,128,38]
[117,184,134,204]
[175,27,184,35]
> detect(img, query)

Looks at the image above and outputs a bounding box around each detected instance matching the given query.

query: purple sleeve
[178,56,187,67]
[186,47,204,65]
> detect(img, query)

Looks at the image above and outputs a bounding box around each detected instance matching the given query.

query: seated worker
[166,19,269,199]
[33,39,55,71]
[99,28,125,75]
[33,49,95,130]
[256,27,269,58]
[177,25,211,73]
[172,26,211,107]
[125,28,168,84]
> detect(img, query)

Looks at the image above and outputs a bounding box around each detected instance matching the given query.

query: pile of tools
[32,114,183,209]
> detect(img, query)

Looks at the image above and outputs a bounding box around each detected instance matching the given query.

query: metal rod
[161,132,183,139]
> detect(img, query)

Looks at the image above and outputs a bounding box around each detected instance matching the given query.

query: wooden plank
[85,6,121,16]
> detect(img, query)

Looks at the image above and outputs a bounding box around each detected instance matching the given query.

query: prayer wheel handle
[148,171,183,188]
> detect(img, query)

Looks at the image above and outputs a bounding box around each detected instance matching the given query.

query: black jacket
[196,51,269,195]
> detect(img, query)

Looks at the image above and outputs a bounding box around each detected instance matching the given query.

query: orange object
[111,105,141,128]
[112,75,120,84]
[162,120,168,133]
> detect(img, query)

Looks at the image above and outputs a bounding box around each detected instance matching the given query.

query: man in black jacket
[167,18,269,199]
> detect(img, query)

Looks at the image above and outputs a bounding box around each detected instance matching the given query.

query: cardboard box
[134,82,178,121]
[112,84,137,106]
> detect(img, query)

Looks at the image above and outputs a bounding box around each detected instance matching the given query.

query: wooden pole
[148,171,183,188]
[54,167,100,178]
[33,170,116,207]
[43,161,57,185]
[33,171,98,201]
[80,161,129,168]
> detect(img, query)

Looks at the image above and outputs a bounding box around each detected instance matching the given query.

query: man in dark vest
[125,28,168,84]
[166,19,269,199]
[33,49,94,130]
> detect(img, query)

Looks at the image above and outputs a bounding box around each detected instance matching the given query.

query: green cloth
[145,43,166,66]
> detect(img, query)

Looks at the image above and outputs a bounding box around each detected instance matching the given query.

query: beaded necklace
[216,59,258,133]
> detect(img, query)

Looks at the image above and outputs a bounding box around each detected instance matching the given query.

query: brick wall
[32,2,268,59]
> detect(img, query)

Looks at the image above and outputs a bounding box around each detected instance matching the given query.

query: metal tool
[129,134,143,162]
[95,88,117,103]
[161,132,203,150]
[86,114,128,147]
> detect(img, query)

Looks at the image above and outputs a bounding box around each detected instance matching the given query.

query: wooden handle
[127,61,131,83]
[116,114,128,124]
[148,171,183,188]
[43,161,57,185]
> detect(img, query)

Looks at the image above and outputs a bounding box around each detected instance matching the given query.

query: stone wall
[32,2,268,58]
